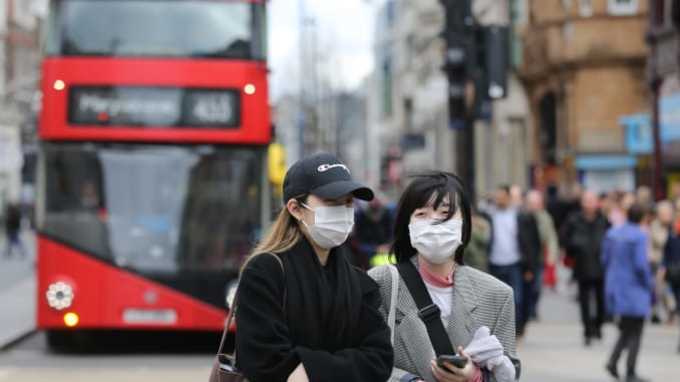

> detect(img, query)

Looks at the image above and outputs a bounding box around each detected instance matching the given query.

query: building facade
[368,0,453,197]
[517,0,650,194]
[367,0,532,200]
[1,0,45,211]
[648,0,680,198]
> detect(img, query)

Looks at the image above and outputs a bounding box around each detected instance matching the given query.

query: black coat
[560,212,609,281]
[518,211,543,272]
[234,238,393,382]
[487,209,542,272]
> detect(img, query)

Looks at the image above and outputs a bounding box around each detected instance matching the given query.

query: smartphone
[436,354,468,370]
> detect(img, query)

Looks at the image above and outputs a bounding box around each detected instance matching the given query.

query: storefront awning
[661,93,680,142]
[575,154,637,171]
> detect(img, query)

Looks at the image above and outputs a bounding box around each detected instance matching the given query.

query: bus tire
[46,330,75,351]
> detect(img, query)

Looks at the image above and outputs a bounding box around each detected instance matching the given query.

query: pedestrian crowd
[351,180,680,382]
[212,152,680,382]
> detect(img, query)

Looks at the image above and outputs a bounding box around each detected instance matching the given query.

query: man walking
[603,204,653,382]
[526,190,559,319]
[3,203,26,259]
[487,185,541,337]
[560,190,609,346]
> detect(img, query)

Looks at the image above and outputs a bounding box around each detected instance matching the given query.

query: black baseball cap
[283,153,374,203]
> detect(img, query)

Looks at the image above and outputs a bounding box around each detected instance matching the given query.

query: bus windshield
[46,0,266,60]
[40,143,264,276]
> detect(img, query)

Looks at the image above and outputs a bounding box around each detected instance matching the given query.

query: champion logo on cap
[317,163,350,174]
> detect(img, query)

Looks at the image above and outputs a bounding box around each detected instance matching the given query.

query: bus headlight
[46,282,74,311]
[63,312,79,327]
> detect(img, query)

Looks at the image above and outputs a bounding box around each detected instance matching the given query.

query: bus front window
[47,0,266,60]
[40,143,264,275]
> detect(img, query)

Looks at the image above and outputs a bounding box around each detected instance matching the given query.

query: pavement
[519,289,679,381]
[0,229,37,350]
[0,244,678,381]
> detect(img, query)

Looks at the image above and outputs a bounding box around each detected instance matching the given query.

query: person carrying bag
[209,253,284,382]
[370,172,520,382]
[210,153,393,382]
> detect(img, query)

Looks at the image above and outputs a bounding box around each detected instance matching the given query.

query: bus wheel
[46,330,75,352]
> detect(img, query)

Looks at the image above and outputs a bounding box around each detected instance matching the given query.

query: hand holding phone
[436,354,468,370]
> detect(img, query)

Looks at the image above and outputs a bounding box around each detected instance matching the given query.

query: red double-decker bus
[36,0,270,349]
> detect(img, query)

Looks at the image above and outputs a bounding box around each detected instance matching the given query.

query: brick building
[517,0,650,193]
[648,0,680,199]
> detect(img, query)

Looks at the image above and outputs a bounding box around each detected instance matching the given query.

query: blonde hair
[242,205,303,272]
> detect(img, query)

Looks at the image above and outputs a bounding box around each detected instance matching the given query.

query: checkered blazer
[368,259,519,382]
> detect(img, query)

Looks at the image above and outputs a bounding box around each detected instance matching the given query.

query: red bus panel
[40,58,270,144]
[37,236,227,330]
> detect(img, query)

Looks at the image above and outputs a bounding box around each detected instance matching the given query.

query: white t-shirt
[490,207,521,266]
[424,281,454,324]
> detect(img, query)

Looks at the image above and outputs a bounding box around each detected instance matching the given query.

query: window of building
[657,0,664,25]
[403,98,413,131]
[382,60,393,117]
[510,0,528,26]
[664,0,675,27]
[608,0,639,16]
[579,0,594,17]
[386,0,396,28]
[539,93,558,165]
[510,0,527,68]
[651,0,672,26]
[0,0,6,34]
[12,0,38,30]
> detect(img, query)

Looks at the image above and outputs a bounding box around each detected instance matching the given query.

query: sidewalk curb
[0,329,37,352]
[0,275,36,352]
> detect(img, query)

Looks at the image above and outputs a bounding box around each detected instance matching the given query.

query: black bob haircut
[392,171,472,265]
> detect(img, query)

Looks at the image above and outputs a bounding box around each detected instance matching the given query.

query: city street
[2,0,680,381]
[519,289,679,381]
[1,259,678,381]
[0,229,36,350]
[0,332,214,382]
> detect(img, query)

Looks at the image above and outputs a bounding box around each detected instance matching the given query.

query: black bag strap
[217,252,285,357]
[396,261,455,356]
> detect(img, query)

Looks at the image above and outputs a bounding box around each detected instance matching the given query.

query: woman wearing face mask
[232,153,393,382]
[369,172,520,382]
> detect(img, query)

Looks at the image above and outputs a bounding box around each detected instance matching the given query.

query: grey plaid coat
[369,259,520,382]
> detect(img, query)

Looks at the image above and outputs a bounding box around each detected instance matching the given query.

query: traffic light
[483,25,509,100]
[467,25,510,120]
[440,0,474,124]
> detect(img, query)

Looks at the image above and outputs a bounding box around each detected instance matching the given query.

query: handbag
[208,304,244,382]
[209,253,285,382]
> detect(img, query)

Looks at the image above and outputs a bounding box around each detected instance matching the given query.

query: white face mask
[301,203,355,249]
[409,218,463,264]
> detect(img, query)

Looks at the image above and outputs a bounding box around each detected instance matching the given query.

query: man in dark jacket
[351,196,394,270]
[487,185,542,337]
[663,214,680,354]
[560,190,610,346]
